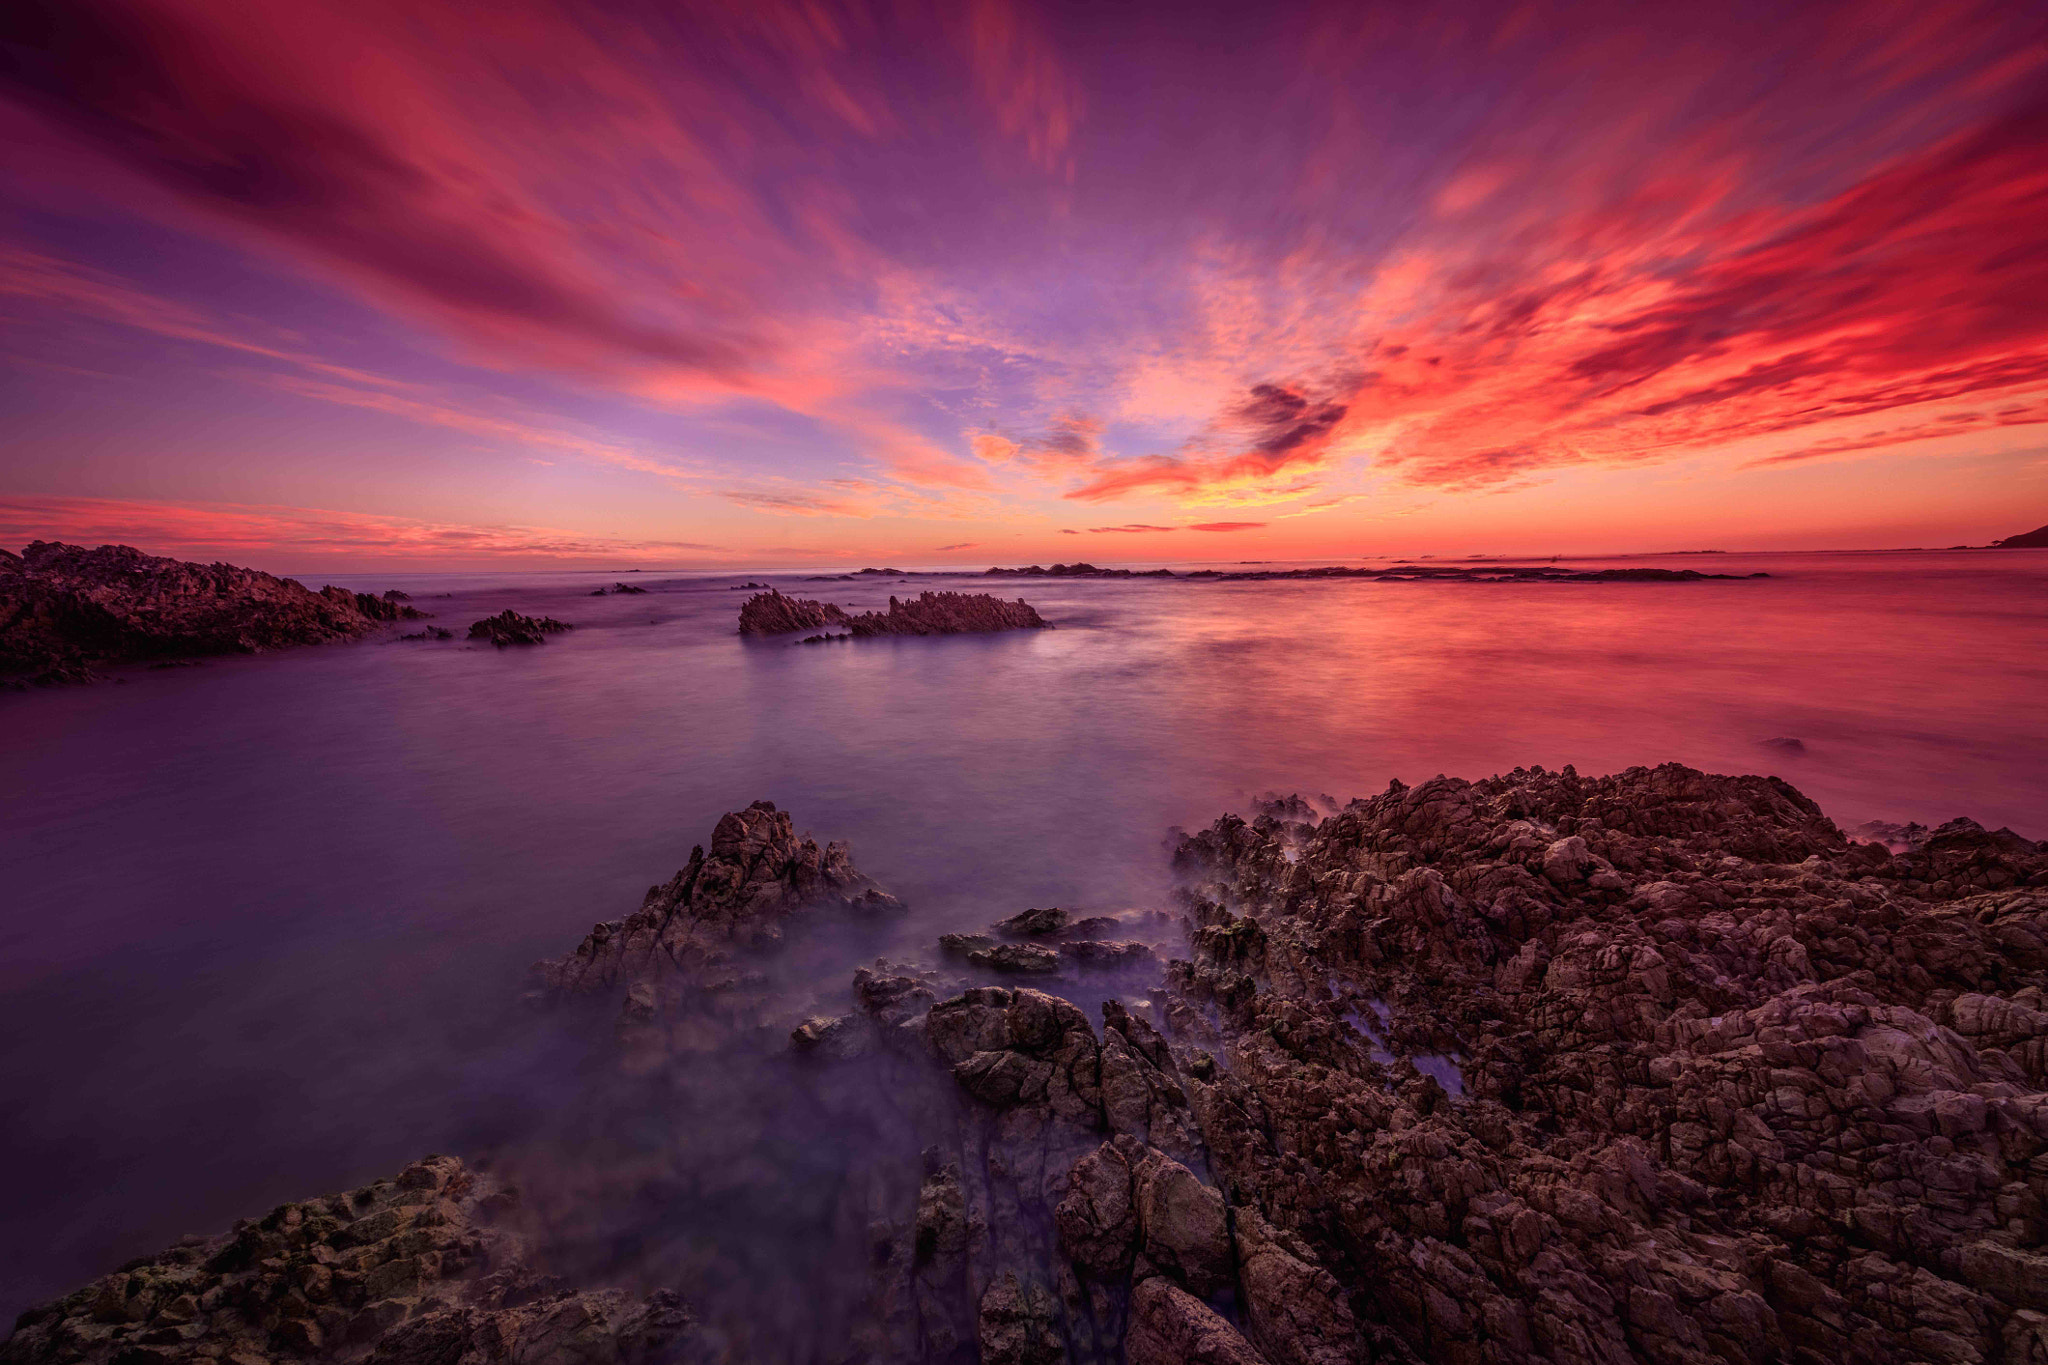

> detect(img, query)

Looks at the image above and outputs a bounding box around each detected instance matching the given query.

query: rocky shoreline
[0,542,422,686]
[9,765,2047,1365]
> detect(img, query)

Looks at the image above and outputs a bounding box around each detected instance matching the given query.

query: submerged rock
[465,611,571,646]
[968,942,1062,973]
[995,906,1071,938]
[0,541,419,684]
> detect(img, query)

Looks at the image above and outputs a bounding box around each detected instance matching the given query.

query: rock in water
[20,763,2048,1365]
[0,1155,697,1365]
[0,541,419,684]
[739,588,1047,636]
[843,591,1047,636]
[738,589,848,635]
[526,799,901,1003]
[466,610,571,646]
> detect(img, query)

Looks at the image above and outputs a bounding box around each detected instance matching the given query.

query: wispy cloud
[2,0,2044,553]
[0,495,722,567]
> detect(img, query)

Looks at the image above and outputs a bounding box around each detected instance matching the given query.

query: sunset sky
[3,0,2046,568]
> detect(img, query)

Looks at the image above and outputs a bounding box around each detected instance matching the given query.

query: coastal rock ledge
[12,765,2048,1365]
[0,541,420,685]
[738,588,1047,637]
[0,1156,695,1365]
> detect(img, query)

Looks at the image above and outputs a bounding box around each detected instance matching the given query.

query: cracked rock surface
[0,1157,693,1365]
[14,768,2048,1365]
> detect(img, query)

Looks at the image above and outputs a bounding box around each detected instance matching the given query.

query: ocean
[1,548,2043,1320]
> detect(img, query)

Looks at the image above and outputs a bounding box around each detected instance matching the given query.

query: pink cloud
[0,495,722,568]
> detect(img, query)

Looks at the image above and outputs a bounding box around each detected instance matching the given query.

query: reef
[741,589,1048,637]
[466,611,572,647]
[737,589,848,635]
[13,767,2048,1365]
[0,542,422,685]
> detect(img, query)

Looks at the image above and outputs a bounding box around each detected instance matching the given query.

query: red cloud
[1187,521,1265,532]
[1343,91,2048,489]
[0,495,721,568]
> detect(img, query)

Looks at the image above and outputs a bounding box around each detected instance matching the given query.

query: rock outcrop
[466,611,571,647]
[732,763,2048,1364]
[1151,762,2048,1365]
[0,1155,694,1365]
[842,592,1048,637]
[738,590,848,635]
[0,542,420,684]
[526,800,901,1007]
[19,765,2048,1365]
[740,589,1047,637]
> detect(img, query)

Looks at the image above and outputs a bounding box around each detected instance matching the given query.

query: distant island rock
[467,610,572,647]
[740,588,1048,637]
[0,541,422,686]
[1992,523,2048,548]
[984,562,1177,578]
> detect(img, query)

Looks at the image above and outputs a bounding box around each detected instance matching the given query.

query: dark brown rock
[843,591,1047,637]
[527,800,902,1005]
[968,943,1061,974]
[0,1157,694,1365]
[465,611,570,646]
[995,907,1071,938]
[741,588,1048,637]
[0,541,415,684]
[738,589,847,635]
[1126,1277,1270,1365]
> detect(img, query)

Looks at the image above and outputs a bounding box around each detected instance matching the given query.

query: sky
[2,0,2046,569]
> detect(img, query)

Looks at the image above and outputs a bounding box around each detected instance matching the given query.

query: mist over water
[1,549,2044,1322]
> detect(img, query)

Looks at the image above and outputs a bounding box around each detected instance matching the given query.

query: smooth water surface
[2,549,2044,1316]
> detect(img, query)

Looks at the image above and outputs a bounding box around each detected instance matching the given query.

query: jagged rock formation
[19,767,2048,1365]
[337,589,425,623]
[0,541,420,684]
[843,593,1048,637]
[738,589,848,635]
[0,1155,693,1365]
[526,800,901,1009]
[741,589,1047,638]
[1154,763,2048,1365]
[466,611,571,647]
[729,764,2048,1364]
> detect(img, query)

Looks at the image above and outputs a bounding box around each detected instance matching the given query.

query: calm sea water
[1,549,2044,1318]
